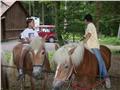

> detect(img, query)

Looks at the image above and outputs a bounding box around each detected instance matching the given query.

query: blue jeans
[91,48,108,78]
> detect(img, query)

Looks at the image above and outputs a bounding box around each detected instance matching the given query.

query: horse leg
[41,73,48,90]
[41,79,46,90]
[30,76,35,90]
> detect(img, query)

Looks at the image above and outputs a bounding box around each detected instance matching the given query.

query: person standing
[83,14,111,88]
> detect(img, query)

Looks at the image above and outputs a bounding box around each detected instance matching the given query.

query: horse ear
[42,35,47,42]
[68,47,76,55]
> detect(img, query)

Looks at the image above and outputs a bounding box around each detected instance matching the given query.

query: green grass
[48,51,55,61]
[3,51,12,63]
[48,51,56,71]
[99,37,120,45]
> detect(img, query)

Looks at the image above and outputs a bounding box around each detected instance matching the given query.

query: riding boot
[18,68,24,80]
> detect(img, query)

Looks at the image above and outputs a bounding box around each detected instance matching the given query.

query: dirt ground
[96,55,120,90]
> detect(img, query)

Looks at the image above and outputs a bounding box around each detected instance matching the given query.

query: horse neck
[74,47,101,81]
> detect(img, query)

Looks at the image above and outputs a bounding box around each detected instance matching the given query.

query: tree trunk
[32,1,35,16]
[42,2,44,25]
[29,1,31,16]
[95,1,101,37]
[55,2,64,45]
[118,24,120,38]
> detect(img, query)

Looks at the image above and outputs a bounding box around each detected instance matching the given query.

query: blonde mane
[71,42,84,66]
[29,36,45,53]
[53,42,84,66]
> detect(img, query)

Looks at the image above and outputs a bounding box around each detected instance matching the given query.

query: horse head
[30,37,48,79]
[52,43,84,90]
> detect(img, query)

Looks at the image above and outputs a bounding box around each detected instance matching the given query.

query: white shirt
[21,28,39,40]
[85,23,100,49]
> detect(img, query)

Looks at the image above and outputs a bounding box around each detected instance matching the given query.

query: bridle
[65,55,77,80]
[33,48,46,71]
[54,46,78,81]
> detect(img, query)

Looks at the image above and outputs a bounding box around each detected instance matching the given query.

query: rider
[83,14,111,88]
[20,18,39,43]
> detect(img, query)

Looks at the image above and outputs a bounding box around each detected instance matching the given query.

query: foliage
[99,1,120,36]
[21,1,120,43]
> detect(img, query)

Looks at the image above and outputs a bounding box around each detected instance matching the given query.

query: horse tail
[100,45,111,70]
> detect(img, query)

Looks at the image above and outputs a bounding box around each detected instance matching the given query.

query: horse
[52,42,111,90]
[13,37,51,90]
[1,53,9,90]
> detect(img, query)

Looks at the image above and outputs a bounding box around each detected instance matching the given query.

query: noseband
[33,54,45,67]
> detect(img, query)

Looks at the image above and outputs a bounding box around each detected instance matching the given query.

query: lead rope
[66,76,73,90]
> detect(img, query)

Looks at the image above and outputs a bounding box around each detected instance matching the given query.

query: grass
[99,36,120,45]
[48,51,57,71]
[3,51,12,63]
[48,51,55,61]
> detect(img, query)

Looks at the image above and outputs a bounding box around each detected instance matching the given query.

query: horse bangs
[53,43,79,65]
[29,36,45,52]
[53,46,70,65]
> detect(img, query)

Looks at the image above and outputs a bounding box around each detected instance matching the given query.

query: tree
[54,1,64,45]
[118,24,120,38]
[21,1,120,40]
[95,1,101,35]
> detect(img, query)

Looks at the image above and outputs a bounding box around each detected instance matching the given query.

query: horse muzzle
[52,79,64,90]
[32,65,44,79]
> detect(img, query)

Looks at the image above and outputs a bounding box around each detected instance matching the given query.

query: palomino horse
[52,43,111,90]
[13,37,51,90]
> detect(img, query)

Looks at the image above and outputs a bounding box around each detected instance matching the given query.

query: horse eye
[64,65,68,68]
[41,51,45,55]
